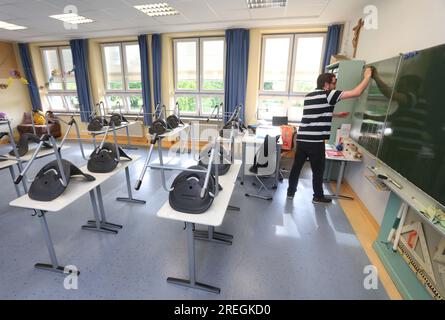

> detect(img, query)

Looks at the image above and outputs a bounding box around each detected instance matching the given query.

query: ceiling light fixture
[246,0,287,9]
[49,13,94,24]
[134,3,179,17]
[0,20,27,30]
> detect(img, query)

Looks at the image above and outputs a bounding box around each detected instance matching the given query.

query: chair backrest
[272,116,288,126]
[251,135,279,176]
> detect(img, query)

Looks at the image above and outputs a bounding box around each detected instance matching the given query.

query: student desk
[324,144,361,200]
[146,123,191,164]
[0,146,70,197]
[88,121,138,150]
[9,155,141,275]
[157,161,241,294]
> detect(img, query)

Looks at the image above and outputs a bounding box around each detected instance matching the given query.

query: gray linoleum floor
[0,141,388,299]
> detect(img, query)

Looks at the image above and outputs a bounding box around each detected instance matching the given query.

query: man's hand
[333,111,350,118]
[341,67,373,100]
[364,67,373,79]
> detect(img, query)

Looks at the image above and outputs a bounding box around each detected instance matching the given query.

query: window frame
[46,94,66,111]
[122,42,143,92]
[41,46,78,113]
[40,46,76,93]
[101,41,142,114]
[173,38,200,93]
[174,94,199,116]
[173,36,226,117]
[103,93,144,115]
[101,43,125,92]
[199,37,226,93]
[259,34,294,95]
[258,32,327,122]
[289,33,327,96]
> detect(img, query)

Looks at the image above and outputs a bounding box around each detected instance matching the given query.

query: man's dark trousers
[288,141,325,197]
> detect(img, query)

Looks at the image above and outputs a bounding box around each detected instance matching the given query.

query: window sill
[50,111,142,118]
[256,120,302,126]
[179,116,223,122]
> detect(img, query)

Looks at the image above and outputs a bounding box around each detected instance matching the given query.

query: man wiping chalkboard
[287,67,373,203]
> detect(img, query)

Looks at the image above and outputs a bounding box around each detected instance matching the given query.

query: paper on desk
[326,150,343,157]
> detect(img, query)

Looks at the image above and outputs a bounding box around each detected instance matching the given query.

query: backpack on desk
[280,125,295,151]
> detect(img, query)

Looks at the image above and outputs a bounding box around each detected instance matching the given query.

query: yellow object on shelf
[33,111,45,125]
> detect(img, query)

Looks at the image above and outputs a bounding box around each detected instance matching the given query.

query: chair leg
[255,176,269,192]
[245,176,274,201]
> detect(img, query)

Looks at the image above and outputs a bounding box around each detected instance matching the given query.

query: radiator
[126,121,145,137]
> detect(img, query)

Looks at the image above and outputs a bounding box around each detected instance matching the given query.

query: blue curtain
[70,39,93,122]
[151,34,162,109]
[224,29,249,122]
[138,34,152,125]
[18,43,42,111]
[322,24,342,70]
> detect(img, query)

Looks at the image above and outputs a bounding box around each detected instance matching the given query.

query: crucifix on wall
[352,18,364,58]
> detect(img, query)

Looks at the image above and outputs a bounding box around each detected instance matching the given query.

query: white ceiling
[0,0,368,42]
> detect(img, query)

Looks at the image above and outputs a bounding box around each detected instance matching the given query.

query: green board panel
[379,44,445,207]
[351,43,445,207]
[350,56,401,155]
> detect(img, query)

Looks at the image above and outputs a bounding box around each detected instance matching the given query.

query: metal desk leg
[158,138,173,192]
[167,222,220,294]
[326,160,333,182]
[326,161,353,200]
[273,143,281,189]
[8,166,21,197]
[122,125,138,150]
[240,141,246,185]
[34,210,79,275]
[194,226,233,245]
[87,185,123,230]
[116,167,146,204]
[82,189,118,234]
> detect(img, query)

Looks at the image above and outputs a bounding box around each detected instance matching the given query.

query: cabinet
[325,60,365,144]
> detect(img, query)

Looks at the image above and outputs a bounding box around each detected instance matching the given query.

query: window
[101,42,142,113]
[258,34,325,122]
[173,37,225,116]
[41,46,78,112]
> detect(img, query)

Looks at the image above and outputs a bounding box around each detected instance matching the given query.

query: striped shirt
[297,89,343,143]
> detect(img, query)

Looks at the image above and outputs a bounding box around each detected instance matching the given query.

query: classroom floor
[0,142,388,299]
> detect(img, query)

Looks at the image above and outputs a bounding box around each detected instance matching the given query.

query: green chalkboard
[350,56,402,156]
[351,43,445,206]
[379,44,445,207]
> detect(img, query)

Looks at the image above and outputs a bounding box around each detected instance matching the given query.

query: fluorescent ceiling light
[246,0,287,9]
[49,13,94,24]
[0,20,27,30]
[134,3,179,17]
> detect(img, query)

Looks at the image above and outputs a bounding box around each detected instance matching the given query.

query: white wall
[346,151,391,224]
[0,80,31,132]
[343,0,445,63]
[340,0,445,224]
[0,43,32,136]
